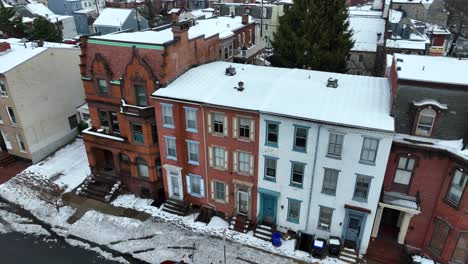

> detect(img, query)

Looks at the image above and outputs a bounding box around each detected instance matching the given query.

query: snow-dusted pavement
[0,139,345,264]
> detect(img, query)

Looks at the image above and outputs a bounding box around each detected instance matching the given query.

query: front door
[238,190,249,215]
[261,194,277,224]
[169,171,182,200]
[346,215,362,243]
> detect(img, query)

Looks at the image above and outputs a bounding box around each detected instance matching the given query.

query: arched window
[136,158,149,178]
[415,108,436,136]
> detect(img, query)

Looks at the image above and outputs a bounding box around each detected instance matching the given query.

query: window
[187,141,199,165]
[353,175,372,202]
[264,157,277,181]
[131,123,144,144]
[120,153,130,163]
[110,112,119,134]
[358,54,364,62]
[68,115,78,129]
[287,199,301,224]
[428,220,450,256]
[161,103,174,128]
[0,113,3,124]
[262,6,267,18]
[213,113,225,134]
[16,134,26,152]
[238,152,251,174]
[0,129,11,149]
[155,158,162,178]
[360,137,379,164]
[0,80,7,97]
[322,168,339,196]
[136,158,149,178]
[293,126,308,152]
[165,137,177,160]
[214,181,226,201]
[135,84,148,106]
[224,46,229,59]
[99,110,109,128]
[327,133,344,157]
[265,24,268,30]
[186,174,204,198]
[290,162,305,187]
[239,118,250,139]
[415,108,436,137]
[265,121,279,146]
[151,124,158,144]
[446,169,467,207]
[97,79,108,94]
[6,107,16,124]
[184,107,197,132]
[451,233,468,264]
[394,157,415,186]
[213,147,225,168]
[318,206,333,231]
[345,54,351,61]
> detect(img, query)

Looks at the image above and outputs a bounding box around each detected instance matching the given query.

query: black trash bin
[328,236,341,257]
[312,238,327,259]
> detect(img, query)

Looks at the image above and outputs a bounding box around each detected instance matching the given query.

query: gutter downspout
[305,124,322,231]
[201,105,216,208]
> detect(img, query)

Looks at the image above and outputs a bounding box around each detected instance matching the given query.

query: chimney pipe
[242,14,249,25]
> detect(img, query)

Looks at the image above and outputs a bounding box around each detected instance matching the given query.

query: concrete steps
[162,198,187,216]
[254,224,273,242]
[229,214,249,233]
[339,247,358,263]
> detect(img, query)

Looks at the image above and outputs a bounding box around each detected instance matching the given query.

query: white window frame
[212,180,228,203]
[186,174,204,198]
[0,129,12,149]
[186,140,199,165]
[184,107,198,132]
[237,151,253,175]
[213,146,226,169]
[0,80,7,97]
[353,174,373,202]
[165,136,177,160]
[446,169,467,207]
[161,103,174,128]
[318,206,333,231]
[415,108,436,137]
[6,106,17,124]
[16,133,26,152]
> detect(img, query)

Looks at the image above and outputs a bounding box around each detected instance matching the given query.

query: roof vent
[396,58,404,62]
[225,65,236,76]
[326,77,338,88]
[397,66,402,71]
[235,81,245,92]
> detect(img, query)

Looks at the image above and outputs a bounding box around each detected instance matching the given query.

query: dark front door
[346,215,362,243]
[261,194,277,224]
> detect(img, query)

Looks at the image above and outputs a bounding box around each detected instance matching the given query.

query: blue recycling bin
[272,232,282,247]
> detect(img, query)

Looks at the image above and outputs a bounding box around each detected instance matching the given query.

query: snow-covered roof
[394,53,468,86]
[388,9,402,23]
[153,62,394,132]
[413,99,447,109]
[393,133,468,161]
[382,191,419,211]
[349,16,385,52]
[93,8,133,27]
[386,38,428,50]
[391,0,433,3]
[24,3,72,22]
[0,38,76,74]
[92,16,254,44]
[168,8,180,14]
[190,9,214,19]
[348,4,383,17]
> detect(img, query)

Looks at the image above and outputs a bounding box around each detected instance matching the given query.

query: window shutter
[233,151,238,172]
[233,117,238,138]
[207,113,212,133]
[224,149,229,170]
[249,120,255,141]
[225,184,229,203]
[208,146,214,167]
[186,175,191,194]
[223,115,228,136]
[200,178,205,198]
[210,181,214,200]
[249,154,254,175]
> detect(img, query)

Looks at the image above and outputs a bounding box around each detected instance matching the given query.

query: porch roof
[381,191,420,214]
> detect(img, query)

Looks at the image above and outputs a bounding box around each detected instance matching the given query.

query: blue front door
[346,215,362,242]
[261,194,277,223]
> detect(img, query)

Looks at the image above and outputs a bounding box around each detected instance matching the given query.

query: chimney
[0,42,11,53]
[242,14,249,25]
[172,20,191,43]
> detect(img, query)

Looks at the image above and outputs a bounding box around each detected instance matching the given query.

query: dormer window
[415,108,436,137]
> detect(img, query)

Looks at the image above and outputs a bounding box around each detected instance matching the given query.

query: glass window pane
[451,233,468,263]
[429,220,450,256]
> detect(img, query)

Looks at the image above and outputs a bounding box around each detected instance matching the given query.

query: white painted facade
[257,113,393,254]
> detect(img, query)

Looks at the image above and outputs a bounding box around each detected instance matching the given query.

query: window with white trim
[239,118,250,139]
[0,129,11,149]
[238,152,252,174]
[394,157,415,186]
[184,107,197,132]
[0,80,7,97]
[214,181,226,202]
[16,134,26,152]
[186,174,204,198]
[415,108,436,136]
[318,206,333,231]
[264,157,277,180]
[446,169,467,207]
[327,133,343,157]
[213,113,225,134]
[353,175,372,202]
[7,107,17,124]
[360,137,379,164]
[161,104,174,128]
[322,168,339,196]
[165,137,177,160]
[186,141,199,165]
[136,158,149,178]
[213,147,225,168]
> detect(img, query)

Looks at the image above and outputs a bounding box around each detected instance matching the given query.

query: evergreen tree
[144,0,156,28]
[29,16,62,42]
[0,1,26,38]
[271,0,353,73]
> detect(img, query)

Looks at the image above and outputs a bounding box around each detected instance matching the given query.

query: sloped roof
[93,8,133,27]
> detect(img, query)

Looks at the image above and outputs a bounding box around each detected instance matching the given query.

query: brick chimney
[0,42,11,53]
[242,14,249,25]
[172,20,191,43]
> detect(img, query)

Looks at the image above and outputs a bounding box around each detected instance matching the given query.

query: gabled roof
[93,8,133,27]
[394,53,468,86]
[153,62,394,132]
[349,15,385,52]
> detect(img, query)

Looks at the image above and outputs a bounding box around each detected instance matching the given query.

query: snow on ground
[65,238,129,264]
[0,207,50,236]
